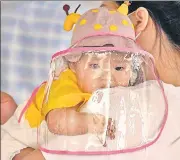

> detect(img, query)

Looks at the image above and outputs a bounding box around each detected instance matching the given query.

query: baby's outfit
[25,69,90,128]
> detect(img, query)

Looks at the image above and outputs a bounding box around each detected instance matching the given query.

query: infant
[23,5,144,139]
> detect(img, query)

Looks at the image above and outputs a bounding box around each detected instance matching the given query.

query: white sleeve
[1,101,38,160]
[1,132,28,160]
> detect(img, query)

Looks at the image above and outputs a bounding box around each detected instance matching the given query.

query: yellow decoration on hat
[92,9,99,13]
[94,24,103,30]
[64,13,81,31]
[117,1,131,15]
[80,19,87,25]
[131,23,134,29]
[73,25,76,32]
[63,4,82,31]
[122,19,129,26]
[109,10,116,14]
[110,25,118,31]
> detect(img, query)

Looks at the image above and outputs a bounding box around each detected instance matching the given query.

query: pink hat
[62,3,146,62]
[71,7,135,45]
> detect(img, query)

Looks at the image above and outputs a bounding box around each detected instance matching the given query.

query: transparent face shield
[36,35,168,155]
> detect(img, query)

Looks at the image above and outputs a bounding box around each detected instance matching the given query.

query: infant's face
[72,52,131,93]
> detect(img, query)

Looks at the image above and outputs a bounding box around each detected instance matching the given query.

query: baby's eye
[115,66,124,71]
[89,64,100,69]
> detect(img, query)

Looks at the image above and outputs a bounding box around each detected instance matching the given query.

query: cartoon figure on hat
[63,4,81,31]
[20,1,167,155]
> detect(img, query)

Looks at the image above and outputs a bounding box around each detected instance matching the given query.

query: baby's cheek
[82,79,94,93]
[114,71,131,87]
[123,70,131,86]
[81,78,100,93]
[91,82,101,92]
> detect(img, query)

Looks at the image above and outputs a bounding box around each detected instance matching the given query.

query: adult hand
[1,91,17,124]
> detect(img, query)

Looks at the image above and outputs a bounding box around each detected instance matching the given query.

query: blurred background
[1,1,102,104]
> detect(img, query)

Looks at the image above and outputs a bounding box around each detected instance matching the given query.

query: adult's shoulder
[161,82,180,144]
[162,82,180,104]
[163,82,180,93]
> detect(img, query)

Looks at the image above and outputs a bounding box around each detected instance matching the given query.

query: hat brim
[65,35,146,62]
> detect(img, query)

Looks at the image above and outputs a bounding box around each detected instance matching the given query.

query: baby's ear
[69,62,76,73]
